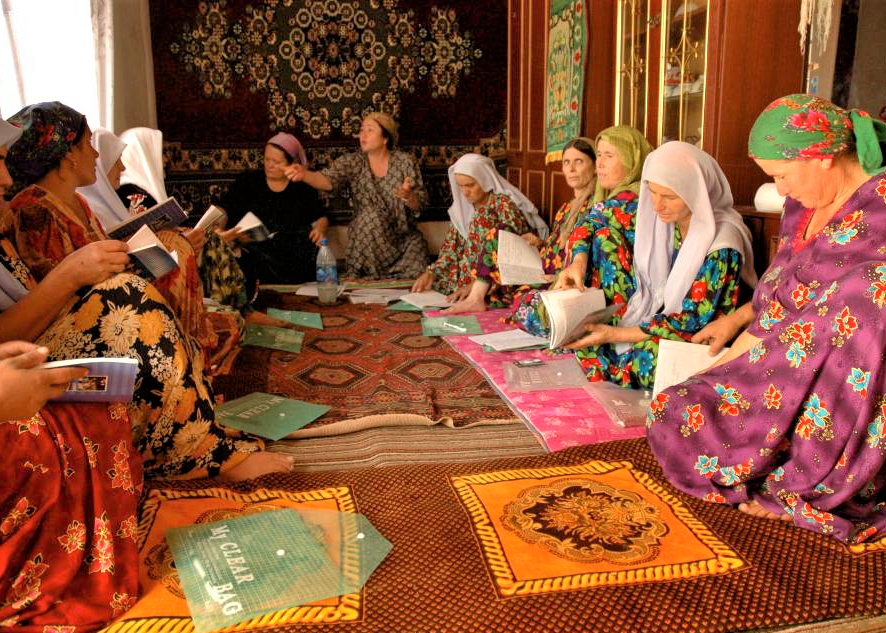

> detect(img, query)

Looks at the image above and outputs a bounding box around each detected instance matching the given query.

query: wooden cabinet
[736,205,782,277]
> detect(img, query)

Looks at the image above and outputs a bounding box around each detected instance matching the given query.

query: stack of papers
[468,329,549,351]
[401,291,450,309]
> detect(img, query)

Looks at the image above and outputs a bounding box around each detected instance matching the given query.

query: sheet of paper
[216,392,329,439]
[266,308,324,329]
[421,316,483,337]
[497,230,549,286]
[468,329,549,351]
[243,325,305,353]
[652,339,728,396]
[401,291,451,308]
[349,288,409,299]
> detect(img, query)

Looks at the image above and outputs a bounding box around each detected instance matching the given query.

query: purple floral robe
[647,174,886,543]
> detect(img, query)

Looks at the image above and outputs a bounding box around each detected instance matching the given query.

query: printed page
[541,288,606,348]
[401,290,450,308]
[195,205,225,231]
[497,230,549,285]
[652,339,729,396]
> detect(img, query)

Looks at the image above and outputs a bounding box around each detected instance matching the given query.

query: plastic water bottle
[316,238,338,285]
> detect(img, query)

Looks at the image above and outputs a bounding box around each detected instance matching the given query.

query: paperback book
[539,288,617,348]
[194,205,226,231]
[233,212,272,241]
[216,392,330,439]
[106,196,187,240]
[652,339,728,396]
[40,357,138,402]
[496,229,553,286]
[127,225,179,278]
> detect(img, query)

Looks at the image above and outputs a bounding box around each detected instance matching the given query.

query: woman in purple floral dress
[648,94,886,543]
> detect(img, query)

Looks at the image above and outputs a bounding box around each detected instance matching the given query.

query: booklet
[496,230,553,286]
[468,329,549,352]
[266,308,323,330]
[166,508,392,633]
[233,212,272,241]
[421,315,483,337]
[194,204,226,231]
[243,325,305,353]
[539,288,613,349]
[652,339,729,396]
[387,300,424,312]
[106,196,187,240]
[216,392,330,439]
[401,291,450,309]
[40,357,138,402]
[127,225,180,278]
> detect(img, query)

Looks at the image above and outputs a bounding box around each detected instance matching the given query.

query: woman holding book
[285,112,429,278]
[567,141,755,389]
[0,103,226,369]
[410,153,547,312]
[509,137,597,333]
[648,95,886,542]
[0,118,291,630]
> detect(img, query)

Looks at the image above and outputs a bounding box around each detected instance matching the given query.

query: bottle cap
[321,238,328,245]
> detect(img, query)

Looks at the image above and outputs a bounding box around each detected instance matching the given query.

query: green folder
[388,300,424,312]
[166,508,392,633]
[266,308,324,329]
[244,325,304,353]
[421,315,483,337]
[216,392,330,440]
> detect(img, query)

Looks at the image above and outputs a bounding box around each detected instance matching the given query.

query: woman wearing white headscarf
[411,153,548,313]
[118,126,167,204]
[76,127,130,228]
[567,141,756,389]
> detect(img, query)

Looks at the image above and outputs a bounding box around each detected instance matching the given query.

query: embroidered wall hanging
[545,0,588,163]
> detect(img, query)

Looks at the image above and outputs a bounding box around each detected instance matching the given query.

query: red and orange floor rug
[105,439,886,633]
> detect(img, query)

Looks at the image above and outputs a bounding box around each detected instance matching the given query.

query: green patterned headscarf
[592,125,653,204]
[748,93,886,175]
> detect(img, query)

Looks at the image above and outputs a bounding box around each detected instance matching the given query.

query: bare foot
[441,297,487,315]
[218,451,294,482]
[244,310,295,329]
[738,500,791,522]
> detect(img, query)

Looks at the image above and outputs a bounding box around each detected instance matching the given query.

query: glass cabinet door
[659,0,708,145]
[615,0,650,134]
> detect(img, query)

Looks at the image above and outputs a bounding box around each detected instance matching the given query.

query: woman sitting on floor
[215,132,329,289]
[566,141,755,389]
[547,126,652,318]
[509,136,597,334]
[286,111,430,279]
[411,153,547,312]
[647,94,886,542]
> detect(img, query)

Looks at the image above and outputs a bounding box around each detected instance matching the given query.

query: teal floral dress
[431,192,530,307]
[576,230,743,389]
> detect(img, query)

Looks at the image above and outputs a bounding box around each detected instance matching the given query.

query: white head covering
[618,141,757,335]
[0,119,28,310]
[447,153,548,240]
[77,128,130,229]
[119,127,167,202]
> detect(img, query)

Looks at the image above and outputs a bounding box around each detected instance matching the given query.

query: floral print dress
[575,228,743,389]
[431,192,531,307]
[647,174,886,542]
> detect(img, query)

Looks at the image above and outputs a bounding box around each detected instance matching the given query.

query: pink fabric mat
[436,308,646,451]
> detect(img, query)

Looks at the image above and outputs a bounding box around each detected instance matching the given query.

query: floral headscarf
[748,93,886,175]
[6,101,86,194]
[592,125,653,204]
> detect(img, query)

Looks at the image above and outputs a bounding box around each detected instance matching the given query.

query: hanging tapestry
[545,0,588,163]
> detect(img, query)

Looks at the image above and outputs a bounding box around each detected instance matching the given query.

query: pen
[443,321,467,332]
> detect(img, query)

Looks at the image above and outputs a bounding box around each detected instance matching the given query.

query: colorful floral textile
[647,173,886,542]
[431,192,530,306]
[575,234,743,388]
[0,403,142,630]
[748,93,886,174]
[322,150,429,279]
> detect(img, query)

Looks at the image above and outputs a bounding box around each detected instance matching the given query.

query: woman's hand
[182,227,206,252]
[691,302,755,354]
[216,226,244,244]
[564,323,618,349]
[521,232,543,249]
[51,241,130,291]
[446,282,473,303]
[308,226,326,247]
[284,164,307,182]
[411,270,434,293]
[0,342,88,422]
[394,177,419,209]
[554,260,586,291]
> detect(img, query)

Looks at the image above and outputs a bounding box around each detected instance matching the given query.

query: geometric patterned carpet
[106,439,886,633]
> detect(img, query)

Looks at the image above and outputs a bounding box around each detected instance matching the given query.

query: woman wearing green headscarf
[553,126,653,310]
[648,94,886,542]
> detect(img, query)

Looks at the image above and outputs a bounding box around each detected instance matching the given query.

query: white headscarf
[619,141,757,334]
[119,127,167,202]
[0,119,28,310]
[447,153,548,240]
[77,128,130,229]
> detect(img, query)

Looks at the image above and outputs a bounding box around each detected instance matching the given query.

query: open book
[652,339,729,396]
[106,196,187,240]
[540,287,617,348]
[194,204,226,231]
[497,230,552,286]
[127,225,179,278]
[234,211,272,241]
[41,357,138,402]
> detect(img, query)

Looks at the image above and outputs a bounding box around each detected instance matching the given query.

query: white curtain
[0,0,156,133]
